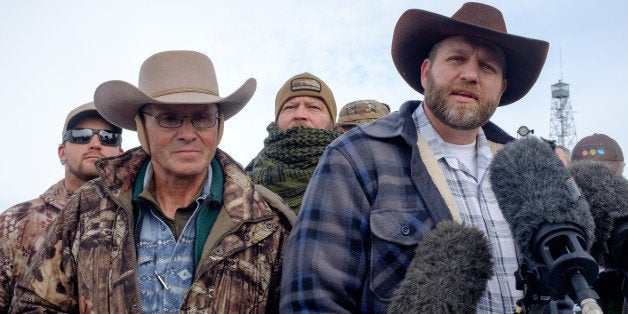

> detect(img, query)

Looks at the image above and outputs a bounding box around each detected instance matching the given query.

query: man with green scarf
[246,72,343,214]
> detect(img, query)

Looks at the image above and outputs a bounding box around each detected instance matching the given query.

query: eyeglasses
[141,111,222,129]
[63,128,122,146]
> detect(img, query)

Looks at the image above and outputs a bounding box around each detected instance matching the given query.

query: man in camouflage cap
[0,102,123,312]
[337,99,391,132]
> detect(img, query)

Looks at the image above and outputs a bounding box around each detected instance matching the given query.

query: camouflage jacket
[11,147,293,313]
[0,180,69,312]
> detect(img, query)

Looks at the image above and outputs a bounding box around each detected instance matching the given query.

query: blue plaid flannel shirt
[280,101,515,313]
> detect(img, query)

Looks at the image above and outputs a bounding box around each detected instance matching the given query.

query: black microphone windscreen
[387,221,494,314]
[489,137,595,258]
[569,160,628,268]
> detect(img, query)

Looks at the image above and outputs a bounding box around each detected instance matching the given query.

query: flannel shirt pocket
[368,208,432,301]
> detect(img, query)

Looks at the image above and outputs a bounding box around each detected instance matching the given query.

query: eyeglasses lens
[155,112,218,128]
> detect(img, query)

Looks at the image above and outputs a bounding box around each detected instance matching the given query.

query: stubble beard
[423,74,500,130]
[68,159,100,183]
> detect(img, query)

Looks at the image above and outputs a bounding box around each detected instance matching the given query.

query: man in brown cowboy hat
[11,50,293,313]
[0,102,123,312]
[281,2,548,313]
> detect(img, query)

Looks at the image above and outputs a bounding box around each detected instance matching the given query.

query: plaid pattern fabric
[280,101,515,313]
[414,106,522,313]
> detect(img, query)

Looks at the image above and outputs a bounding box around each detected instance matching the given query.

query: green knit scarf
[245,122,342,214]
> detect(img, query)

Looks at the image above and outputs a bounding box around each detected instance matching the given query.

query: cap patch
[291,77,321,93]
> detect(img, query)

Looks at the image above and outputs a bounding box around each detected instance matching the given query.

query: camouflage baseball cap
[337,100,390,126]
[62,102,122,141]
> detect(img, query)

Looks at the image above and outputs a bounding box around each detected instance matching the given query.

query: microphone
[489,137,601,313]
[387,220,494,314]
[569,161,628,310]
[569,160,628,270]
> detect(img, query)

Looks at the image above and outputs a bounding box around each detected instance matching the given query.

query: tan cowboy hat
[94,50,256,131]
[392,2,549,106]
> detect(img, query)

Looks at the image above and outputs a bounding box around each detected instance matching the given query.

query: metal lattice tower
[549,80,577,148]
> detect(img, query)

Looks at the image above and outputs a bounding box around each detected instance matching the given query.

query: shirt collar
[413,103,493,174]
[135,159,221,208]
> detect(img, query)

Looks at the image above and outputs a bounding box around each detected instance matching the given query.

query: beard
[70,161,99,182]
[423,73,500,130]
[66,155,102,184]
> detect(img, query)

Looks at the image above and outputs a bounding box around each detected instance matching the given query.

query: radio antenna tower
[549,51,577,148]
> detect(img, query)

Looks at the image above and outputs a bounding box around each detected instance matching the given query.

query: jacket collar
[41,179,72,210]
[95,146,275,224]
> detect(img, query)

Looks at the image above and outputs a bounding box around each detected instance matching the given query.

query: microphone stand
[514,258,574,314]
[621,273,627,314]
[514,224,603,314]
[610,219,628,313]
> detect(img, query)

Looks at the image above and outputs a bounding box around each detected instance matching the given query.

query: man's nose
[88,134,102,148]
[459,60,479,83]
[293,105,308,119]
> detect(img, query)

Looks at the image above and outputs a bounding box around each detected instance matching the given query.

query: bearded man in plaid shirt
[280,2,549,313]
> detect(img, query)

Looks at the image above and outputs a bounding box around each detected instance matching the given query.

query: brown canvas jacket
[0,179,69,312]
[10,147,292,313]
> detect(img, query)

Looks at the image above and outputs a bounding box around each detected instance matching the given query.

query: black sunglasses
[63,128,122,146]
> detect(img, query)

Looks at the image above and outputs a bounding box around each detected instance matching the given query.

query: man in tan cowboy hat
[11,50,293,313]
[245,72,343,214]
[336,99,391,132]
[281,2,549,313]
[0,102,123,312]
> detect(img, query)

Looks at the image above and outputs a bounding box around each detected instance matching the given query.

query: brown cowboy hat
[392,2,549,106]
[94,50,256,131]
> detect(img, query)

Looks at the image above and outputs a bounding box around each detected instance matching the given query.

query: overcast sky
[1,0,626,210]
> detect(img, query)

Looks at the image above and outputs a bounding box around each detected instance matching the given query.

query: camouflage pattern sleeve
[9,194,82,312]
[0,181,67,313]
[0,228,15,312]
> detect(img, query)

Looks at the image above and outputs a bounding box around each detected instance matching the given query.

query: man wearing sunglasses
[0,102,122,312]
[11,51,293,313]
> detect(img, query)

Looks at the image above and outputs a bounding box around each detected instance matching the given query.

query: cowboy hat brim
[94,78,256,131]
[392,9,549,106]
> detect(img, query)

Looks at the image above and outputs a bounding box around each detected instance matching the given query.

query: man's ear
[420,59,431,90]
[501,78,508,95]
[58,143,66,165]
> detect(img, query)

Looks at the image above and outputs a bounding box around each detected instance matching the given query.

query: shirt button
[400,225,410,235]
[266,222,274,229]
[214,248,223,255]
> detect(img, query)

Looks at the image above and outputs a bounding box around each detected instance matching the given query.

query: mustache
[82,153,105,159]
[447,82,481,99]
